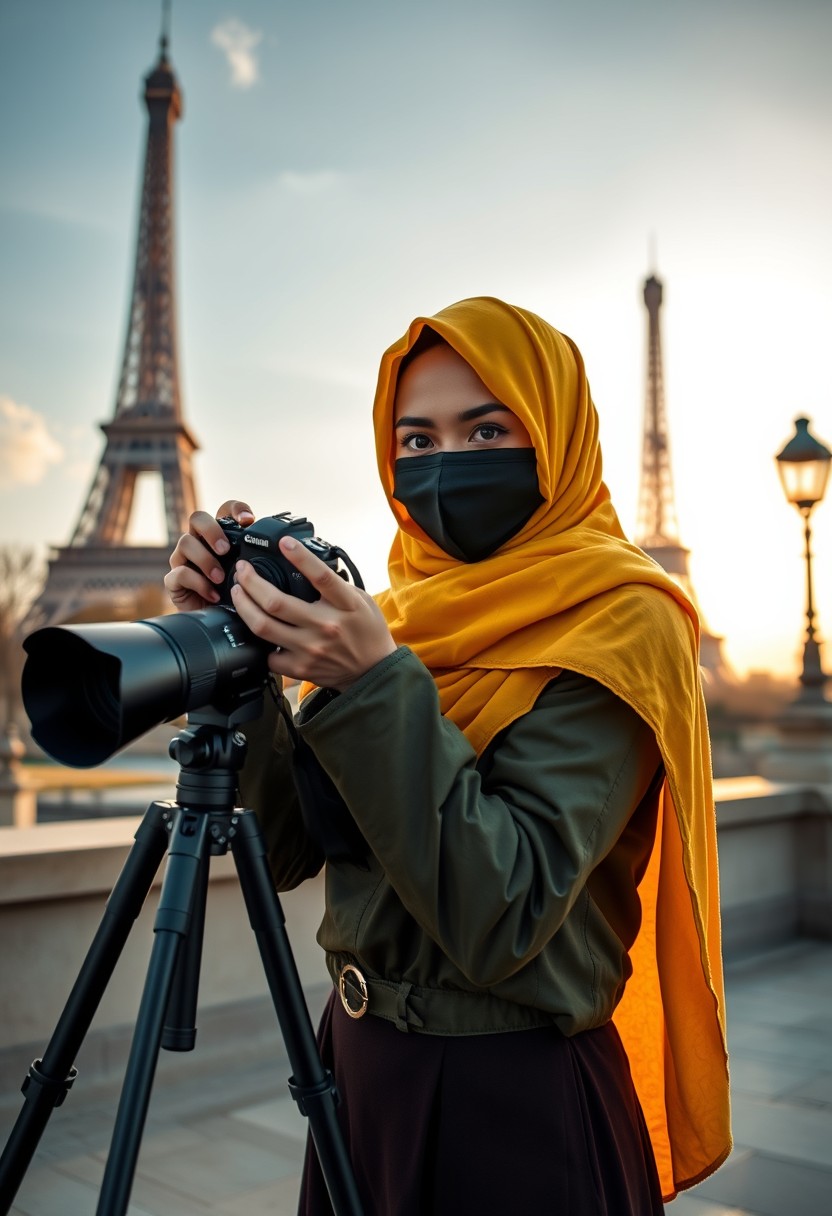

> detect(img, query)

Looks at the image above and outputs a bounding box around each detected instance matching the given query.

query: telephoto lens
[23,513,364,768]
[22,606,268,767]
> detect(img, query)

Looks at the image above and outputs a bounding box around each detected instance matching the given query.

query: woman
[166,296,731,1213]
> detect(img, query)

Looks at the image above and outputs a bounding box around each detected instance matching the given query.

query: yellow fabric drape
[370,296,731,1200]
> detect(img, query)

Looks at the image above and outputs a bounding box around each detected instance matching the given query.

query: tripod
[0,710,363,1216]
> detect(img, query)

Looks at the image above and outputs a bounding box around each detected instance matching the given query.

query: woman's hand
[165,500,255,613]
[230,536,397,693]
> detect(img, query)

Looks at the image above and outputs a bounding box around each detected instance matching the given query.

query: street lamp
[775,416,832,702]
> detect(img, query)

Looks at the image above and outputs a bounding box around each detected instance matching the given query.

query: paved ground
[1,940,830,1215]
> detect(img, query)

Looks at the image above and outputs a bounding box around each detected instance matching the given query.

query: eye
[470,423,508,443]
[400,432,434,452]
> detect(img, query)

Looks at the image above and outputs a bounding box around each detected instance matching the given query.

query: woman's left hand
[230,535,397,692]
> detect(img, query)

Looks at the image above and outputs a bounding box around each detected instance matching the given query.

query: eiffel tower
[33,19,199,628]
[635,271,733,692]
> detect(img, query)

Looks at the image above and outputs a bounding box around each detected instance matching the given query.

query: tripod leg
[231,810,364,1216]
[161,848,210,1051]
[96,808,211,1216]
[0,802,171,1216]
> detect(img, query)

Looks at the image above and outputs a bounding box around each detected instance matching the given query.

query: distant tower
[635,272,732,689]
[33,19,199,627]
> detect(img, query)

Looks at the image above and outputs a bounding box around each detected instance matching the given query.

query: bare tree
[0,546,46,727]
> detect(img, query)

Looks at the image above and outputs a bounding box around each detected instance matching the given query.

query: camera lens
[22,608,269,767]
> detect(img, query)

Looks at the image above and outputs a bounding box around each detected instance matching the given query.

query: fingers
[230,579,289,647]
[164,565,219,609]
[230,537,361,620]
[169,531,221,574]
[168,512,224,568]
[216,500,255,525]
[230,561,306,629]
[229,559,340,659]
[229,540,361,630]
[167,506,238,611]
[165,552,224,603]
[230,545,396,692]
[275,536,357,609]
[166,502,257,614]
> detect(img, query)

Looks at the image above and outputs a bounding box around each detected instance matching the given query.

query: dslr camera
[21,511,364,767]
[216,511,362,605]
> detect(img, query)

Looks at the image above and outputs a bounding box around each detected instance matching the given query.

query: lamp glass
[777,457,832,509]
[775,417,832,509]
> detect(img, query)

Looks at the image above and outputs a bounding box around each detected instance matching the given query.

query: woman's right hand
[164,500,255,613]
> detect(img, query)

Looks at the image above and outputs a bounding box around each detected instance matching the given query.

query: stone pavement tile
[782,1070,832,1107]
[727,1055,818,1102]
[7,1161,109,1216]
[130,1126,299,1204]
[231,1093,310,1146]
[0,1091,219,1197]
[52,1150,212,1216]
[185,1109,303,1154]
[211,1172,303,1215]
[691,1151,832,1216]
[725,1020,830,1071]
[38,1108,302,1211]
[136,1074,275,1125]
[724,943,832,1000]
[0,1119,90,1169]
[725,986,827,1029]
[665,1195,750,1215]
[804,1002,832,1022]
[120,1119,208,1160]
[729,1091,832,1170]
[0,1097,114,1162]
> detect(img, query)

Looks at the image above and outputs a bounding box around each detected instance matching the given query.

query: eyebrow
[394,403,511,429]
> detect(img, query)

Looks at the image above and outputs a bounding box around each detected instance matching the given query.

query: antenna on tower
[160,0,172,57]
[647,232,657,275]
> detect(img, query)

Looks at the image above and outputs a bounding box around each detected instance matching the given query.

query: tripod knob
[169,732,212,768]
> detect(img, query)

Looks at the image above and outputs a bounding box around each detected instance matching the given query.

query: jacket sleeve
[237,687,324,890]
[299,647,661,987]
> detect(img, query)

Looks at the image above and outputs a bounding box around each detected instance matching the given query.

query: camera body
[216,511,342,605]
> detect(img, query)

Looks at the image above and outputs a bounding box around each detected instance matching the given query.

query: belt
[337,964,426,1030]
[333,957,559,1036]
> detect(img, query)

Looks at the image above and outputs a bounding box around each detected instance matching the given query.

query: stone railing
[0,778,829,1088]
[0,729,174,828]
[715,776,832,957]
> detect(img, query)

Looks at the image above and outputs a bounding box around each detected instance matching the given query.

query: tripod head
[170,695,265,813]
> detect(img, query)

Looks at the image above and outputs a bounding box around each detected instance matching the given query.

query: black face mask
[393,448,543,563]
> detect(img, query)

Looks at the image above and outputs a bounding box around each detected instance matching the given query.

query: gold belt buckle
[338,963,369,1019]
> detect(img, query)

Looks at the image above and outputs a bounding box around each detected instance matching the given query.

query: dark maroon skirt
[299,990,663,1216]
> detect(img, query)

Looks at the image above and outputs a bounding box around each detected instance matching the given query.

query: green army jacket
[238,647,662,1037]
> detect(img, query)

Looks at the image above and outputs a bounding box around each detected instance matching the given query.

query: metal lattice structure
[634,271,734,692]
[34,28,199,626]
[636,274,682,552]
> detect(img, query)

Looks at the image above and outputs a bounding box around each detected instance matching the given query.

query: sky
[1,0,831,680]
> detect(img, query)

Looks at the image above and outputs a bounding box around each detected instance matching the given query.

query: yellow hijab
[372,296,731,1200]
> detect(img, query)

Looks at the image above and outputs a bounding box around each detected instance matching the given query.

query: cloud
[211,19,263,89]
[0,396,64,487]
[278,170,344,196]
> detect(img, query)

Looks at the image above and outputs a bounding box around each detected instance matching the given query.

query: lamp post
[775,416,832,703]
